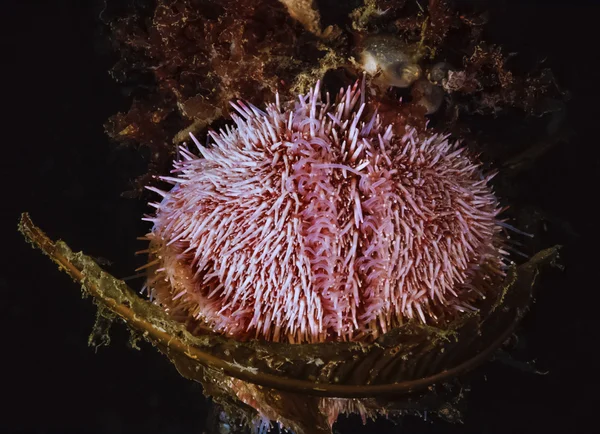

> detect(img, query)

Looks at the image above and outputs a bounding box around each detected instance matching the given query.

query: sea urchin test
[143,81,506,344]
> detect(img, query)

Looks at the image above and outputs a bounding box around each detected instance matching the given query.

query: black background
[2,0,599,433]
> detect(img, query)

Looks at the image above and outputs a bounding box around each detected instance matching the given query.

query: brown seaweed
[18,212,560,433]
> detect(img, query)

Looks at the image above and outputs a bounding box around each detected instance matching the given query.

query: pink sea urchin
[144,81,506,344]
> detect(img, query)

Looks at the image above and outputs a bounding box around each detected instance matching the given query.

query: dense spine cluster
[144,81,506,343]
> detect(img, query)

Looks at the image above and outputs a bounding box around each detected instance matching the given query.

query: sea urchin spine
[144,81,506,344]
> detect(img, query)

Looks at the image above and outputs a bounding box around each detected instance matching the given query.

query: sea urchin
[143,81,506,344]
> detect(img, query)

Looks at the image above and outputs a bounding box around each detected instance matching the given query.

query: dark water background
[2,0,599,433]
